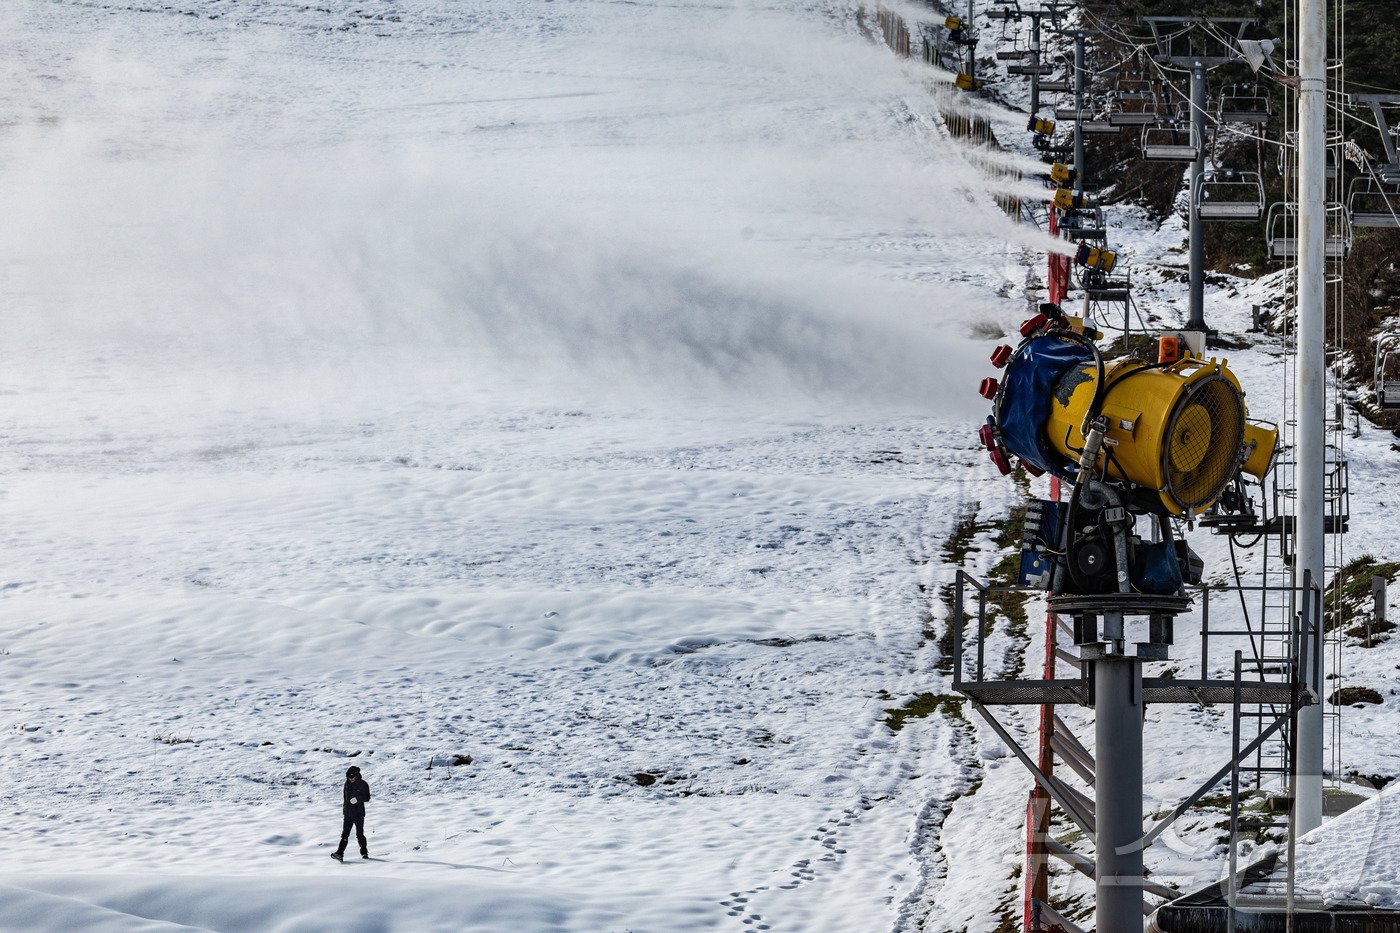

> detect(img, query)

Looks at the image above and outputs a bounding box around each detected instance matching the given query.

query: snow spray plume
[0,1,1027,417]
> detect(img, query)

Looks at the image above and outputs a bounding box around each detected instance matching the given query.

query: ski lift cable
[1087,46,1150,81]
[1048,9,1155,80]
[1078,6,1195,53]
[1347,78,1400,96]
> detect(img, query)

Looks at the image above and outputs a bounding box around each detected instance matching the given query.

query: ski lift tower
[988,2,1071,116]
[1138,17,1257,356]
[1347,95,1400,228]
[1037,23,1090,201]
[1351,94,1400,183]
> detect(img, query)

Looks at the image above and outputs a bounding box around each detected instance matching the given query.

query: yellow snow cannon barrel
[1241,422,1279,480]
[1043,356,1276,516]
[1074,242,1116,273]
[1053,187,1091,211]
[955,72,983,91]
[1048,162,1076,186]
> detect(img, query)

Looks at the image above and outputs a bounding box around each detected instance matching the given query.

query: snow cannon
[1047,162,1076,187]
[1029,116,1056,136]
[1053,187,1092,211]
[945,16,977,46]
[955,72,984,92]
[980,308,1278,518]
[1074,242,1116,273]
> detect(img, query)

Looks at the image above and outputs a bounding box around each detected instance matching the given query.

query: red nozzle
[1020,314,1048,338]
[989,448,1012,475]
[978,423,997,450]
[979,377,999,400]
[990,344,1013,368]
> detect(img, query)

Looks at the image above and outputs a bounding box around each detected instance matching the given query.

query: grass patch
[990,503,1033,677]
[154,733,195,745]
[935,487,1034,674]
[1103,332,1159,360]
[1329,685,1384,706]
[1325,556,1400,636]
[1209,332,1253,352]
[941,509,993,566]
[883,692,966,732]
[935,510,992,672]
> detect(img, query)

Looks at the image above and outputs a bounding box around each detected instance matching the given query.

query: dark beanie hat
[346,766,360,778]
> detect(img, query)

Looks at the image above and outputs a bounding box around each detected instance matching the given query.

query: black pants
[337,811,367,856]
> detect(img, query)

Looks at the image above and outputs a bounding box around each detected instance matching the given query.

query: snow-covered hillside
[3,1,1398,931]
[0,1,1056,930]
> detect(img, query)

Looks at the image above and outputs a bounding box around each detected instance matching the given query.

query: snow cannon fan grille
[1162,374,1245,512]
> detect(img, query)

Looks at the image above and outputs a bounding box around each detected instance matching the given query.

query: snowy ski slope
[0,1,1056,930]
[3,1,1399,930]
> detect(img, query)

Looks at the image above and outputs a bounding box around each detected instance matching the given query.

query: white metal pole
[1295,0,1327,836]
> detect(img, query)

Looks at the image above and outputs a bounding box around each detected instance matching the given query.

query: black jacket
[343,778,371,816]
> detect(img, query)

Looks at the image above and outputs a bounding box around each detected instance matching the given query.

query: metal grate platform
[954,677,1308,706]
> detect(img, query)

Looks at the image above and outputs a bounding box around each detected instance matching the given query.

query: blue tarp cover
[996,335,1093,475]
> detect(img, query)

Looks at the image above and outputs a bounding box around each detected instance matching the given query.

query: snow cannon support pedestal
[1058,591,1188,933]
[955,311,1299,931]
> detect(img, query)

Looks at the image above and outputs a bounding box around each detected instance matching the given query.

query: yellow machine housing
[955,72,982,91]
[1053,187,1087,210]
[945,15,967,29]
[1045,355,1278,516]
[1079,245,1117,273]
[1049,162,1074,185]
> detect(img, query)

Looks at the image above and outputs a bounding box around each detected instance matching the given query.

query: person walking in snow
[331,765,371,861]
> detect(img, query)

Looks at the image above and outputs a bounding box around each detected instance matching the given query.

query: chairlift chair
[1007,62,1053,76]
[995,32,1031,60]
[1115,77,1156,101]
[1278,131,1339,179]
[1035,137,1074,158]
[1109,92,1160,126]
[1054,107,1093,122]
[1081,117,1120,135]
[1039,77,1071,93]
[1374,335,1400,410]
[1265,201,1353,262]
[1141,124,1199,162]
[1196,170,1265,222]
[1059,206,1107,242]
[1080,263,1132,304]
[1216,83,1271,125]
[1346,175,1400,228]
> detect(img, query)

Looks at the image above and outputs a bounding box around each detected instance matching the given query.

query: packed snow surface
[6,0,1400,931]
[0,0,1044,930]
